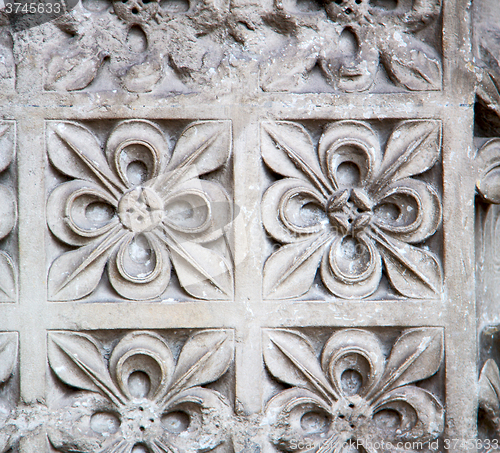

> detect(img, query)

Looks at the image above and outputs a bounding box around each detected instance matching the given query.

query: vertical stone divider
[17,114,48,449]
[441,0,477,447]
[232,106,265,422]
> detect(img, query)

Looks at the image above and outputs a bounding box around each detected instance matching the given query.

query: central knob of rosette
[118,187,163,233]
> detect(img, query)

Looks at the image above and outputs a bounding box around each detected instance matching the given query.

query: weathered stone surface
[0,0,496,451]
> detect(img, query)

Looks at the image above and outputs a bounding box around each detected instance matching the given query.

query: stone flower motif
[44,0,227,93]
[260,0,442,92]
[47,120,233,301]
[48,330,233,453]
[264,328,444,453]
[262,120,442,299]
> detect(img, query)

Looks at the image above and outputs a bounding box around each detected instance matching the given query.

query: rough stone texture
[0,0,497,451]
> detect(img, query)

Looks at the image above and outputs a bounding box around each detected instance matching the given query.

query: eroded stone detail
[44,0,229,92]
[0,18,14,86]
[47,119,233,301]
[258,0,442,92]
[262,120,442,300]
[0,332,17,453]
[0,122,16,302]
[263,328,445,453]
[47,329,233,453]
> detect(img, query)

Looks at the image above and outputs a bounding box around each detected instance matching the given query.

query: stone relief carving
[46,119,233,301]
[44,0,229,92]
[0,122,16,302]
[258,0,442,92]
[262,120,442,300]
[0,332,18,453]
[0,15,14,86]
[47,329,233,453]
[263,328,445,453]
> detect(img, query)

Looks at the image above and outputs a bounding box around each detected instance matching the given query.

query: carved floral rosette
[46,119,233,301]
[0,332,18,453]
[263,328,445,453]
[47,329,234,453]
[0,122,16,302]
[261,120,442,300]
[259,0,442,93]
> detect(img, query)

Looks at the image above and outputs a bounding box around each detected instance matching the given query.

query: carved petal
[320,235,382,299]
[0,122,15,173]
[47,180,118,246]
[107,233,172,300]
[373,179,441,244]
[162,230,233,300]
[109,331,175,402]
[262,178,328,244]
[371,386,444,443]
[105,120,170,189]
[319,27,380,93]
[379,33,442,91]
[48,332,124,405]
[47,121,126,198]
[48,393,122,453]
[318,121,381,189]
[369,328,443,399]
[0,253,16,302]
[165,330,234,399]
[369,228,442,298]
[479,359,500,428]
[263,235,331,300]
[263,329,336,402]
[262,122,331,196]
[159,387,230,452]
[0,185,14,243]
[154,121,231,195]
[0,333,17,384]
[48,226,127,301]
[163,179,231,243]
[375,120,441,189]
[260,40,320,92]
[265,387,333,451]
[45,49,105,92]
[477,139,500,204]
[321,329,384,399]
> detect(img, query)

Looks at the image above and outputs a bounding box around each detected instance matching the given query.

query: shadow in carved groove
[46,119,233,302]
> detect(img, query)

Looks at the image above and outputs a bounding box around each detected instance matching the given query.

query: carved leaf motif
[0,252,16,302]
[48,228,126,301]
[261,122,329,192]
[477,69,500,119]
[263,236,330,300]
[47,121,125,196]
[477,139,500,204]
[479,359,500,427]
[48,332,123,405]
[164,121,232,182]
[0,332,17,384]
[166,234,233,300]
[45,51,105,92]
[0,122,15,174]
[263,329,336,402]
[370,328,443,398]
[380,34,442,91]
[377,120,441,187]
[168,330,234,396]
[372,230,442,298]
